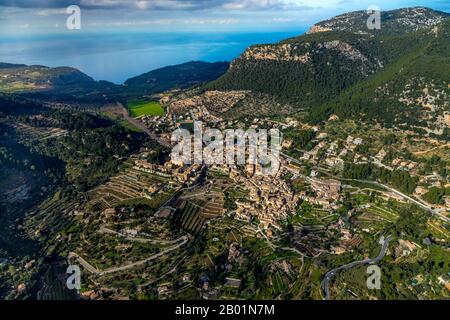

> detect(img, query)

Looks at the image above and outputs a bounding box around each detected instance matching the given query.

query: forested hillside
[125,61,229,94]
[206,7,450,129]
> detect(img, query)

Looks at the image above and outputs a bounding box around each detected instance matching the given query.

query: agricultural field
[0,81,45,92]
[127,100,165,117]
[87,163,175,213]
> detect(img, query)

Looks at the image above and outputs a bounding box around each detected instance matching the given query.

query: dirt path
[413,143,450,155]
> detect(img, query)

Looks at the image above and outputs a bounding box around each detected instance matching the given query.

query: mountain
[0,63,120,103]
[0,64,95,92]
[307,7,449,34]
[0,62,27,69]
[206,7,450,130]
[309,17,450,131]
[0,61,229,103]
[124,61,229,94]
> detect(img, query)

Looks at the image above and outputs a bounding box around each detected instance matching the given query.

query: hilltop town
[0,7,449,301]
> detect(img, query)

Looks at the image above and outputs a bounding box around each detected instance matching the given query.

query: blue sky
[0,0,449,34]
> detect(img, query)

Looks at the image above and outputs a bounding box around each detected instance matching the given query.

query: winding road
[345,178,450,223]
[321,235,392,300]
[68,235,188,276]
[99,226,187,245]
[281,152,449,223]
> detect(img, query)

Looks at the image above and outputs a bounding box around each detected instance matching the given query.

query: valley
[0,6,449,301]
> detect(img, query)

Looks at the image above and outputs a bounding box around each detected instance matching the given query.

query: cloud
[0,0,302,11]
[221,0,287,10]
[87,17,240,26]
[0,0,74,8]
[2,0,450,13]
[272,17,294,22]
[36,8,67,16]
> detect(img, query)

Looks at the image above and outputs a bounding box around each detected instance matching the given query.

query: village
[48,88,450,300]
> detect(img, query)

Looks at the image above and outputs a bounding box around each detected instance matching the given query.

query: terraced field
[87,166,174,212]
[26,191,78,238]
[427,219,450,241]
[173,183,226,234]
[366,205,400,223]
[173,201,205,234]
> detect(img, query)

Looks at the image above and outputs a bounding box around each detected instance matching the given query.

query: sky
[1,0,449,35]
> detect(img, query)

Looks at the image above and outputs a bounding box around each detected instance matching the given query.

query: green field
[0,82,41,92]
[127,100,165,117]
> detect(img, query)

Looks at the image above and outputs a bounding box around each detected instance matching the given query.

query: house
[414,186,428,196]
[328,114,339,121]
[157,283,172,296]
[224,278,241,288]
[397,239,417,256]
[444,197,450,209]
[375,149,387,160]
[157,208,172,218]
[346,136,354,144]
[282,139,293,148]
[182,274,192,283]
[202,289,219,300]
[438,276,450,293]
[102,208,116,219]
[310,178,341,201]
[17,283,26,294]
[124,229,138,237]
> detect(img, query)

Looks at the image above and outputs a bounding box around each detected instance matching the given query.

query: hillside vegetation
[206,7,450,130]
[125,61,229,94]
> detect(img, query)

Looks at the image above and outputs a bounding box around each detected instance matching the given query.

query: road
[99,226,186,245]
[137,254,189,290]
[118,102,171,148]
[280,152,449,223]
[413,143,450,156]
[321,235,392,300]
[68,252,98,274]
[346,178,450,223]
[68,235,188,276]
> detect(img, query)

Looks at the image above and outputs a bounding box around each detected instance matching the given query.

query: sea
[0,30,306,84]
